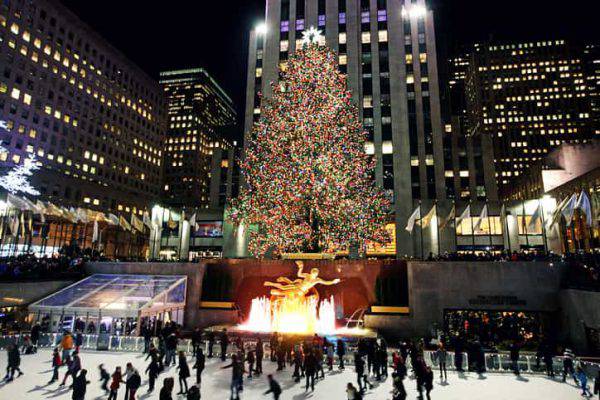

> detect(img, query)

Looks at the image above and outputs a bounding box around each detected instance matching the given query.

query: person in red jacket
[107,366,124,400]
[48,348,61,384]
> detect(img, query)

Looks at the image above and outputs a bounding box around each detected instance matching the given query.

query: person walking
[159,377,174,400]
[510,341,521,376]
[107,366,124,400]
[99,364,110,394]
[337,339,346,370]
[435,345,447,381]
[222,354,244,400]
[220,329,229,362]
[264,374,282,400]
[71,369,90,400]
[48,347,61,384]
[177,351,191,395]
[255,338,264,375]
[193,347,205,387]
[126,369,141,400]
[145,356,160,393]
[123,362,135,400]
[60,350,81,387]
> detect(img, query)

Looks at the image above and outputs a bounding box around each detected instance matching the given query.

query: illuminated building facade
[465,40,597,200]
[244,0,445,256]
[0,0,166,216]
[160,68,237,209]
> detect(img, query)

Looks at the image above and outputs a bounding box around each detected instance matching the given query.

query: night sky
[61,0,598,136]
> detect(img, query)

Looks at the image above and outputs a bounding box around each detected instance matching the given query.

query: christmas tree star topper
[301,26,323,46]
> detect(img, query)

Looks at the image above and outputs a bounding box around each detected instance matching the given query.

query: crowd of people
[0,253,85,281]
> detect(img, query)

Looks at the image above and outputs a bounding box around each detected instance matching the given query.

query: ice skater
[108,366,124,400]
[4,343,23,381]
[177,351,190,395]
[99,363,110,394]
[193,347,205,386]
[264,374,282,400]
[71,369,90,400]
[48,347,61,384]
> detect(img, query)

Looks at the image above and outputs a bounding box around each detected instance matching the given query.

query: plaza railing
[1,333,598,379]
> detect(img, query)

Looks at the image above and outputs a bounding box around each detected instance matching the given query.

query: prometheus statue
[264,261,340,304]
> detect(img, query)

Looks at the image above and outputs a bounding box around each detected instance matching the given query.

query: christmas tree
[231,29,390,257]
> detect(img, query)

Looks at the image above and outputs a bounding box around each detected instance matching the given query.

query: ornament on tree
[230,33,391,258]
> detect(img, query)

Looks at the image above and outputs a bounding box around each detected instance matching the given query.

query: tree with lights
[0,122,40,196]
[230,28,390,258]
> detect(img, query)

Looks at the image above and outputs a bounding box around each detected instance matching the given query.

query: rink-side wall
[558,289,600,354]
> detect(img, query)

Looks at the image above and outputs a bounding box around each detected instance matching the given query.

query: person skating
[191,328,202,357]
[166,333,178,366]
[563,348,578,384]
[354,351,372,393]
[264,374,282,400]
[435,345,447,381]
[31,322,41,353]
[99,363,110,394]
[304,349,317,392]
[246,349,255,378]
[60,350,81,387]
[392,372,407,400]
[292,344,304,382]
[160,377,174,400]
[276,344,286,371]
[220,329,229,362]
[378,341,388,379]
[145,356,160,393]
[337,339,346,370]
[576,366,593,397]
[542,344,555,378]
[107,366,124,400]
[5,343,23,381]
[255,338,264,375]
[48,347,61,384]
[71,369,90,400]
[75,330,83,353]
[193,347,205,387]
[177,350,191,395]
[510,341,521,376]
[126,369,141,400]
[206,330,215,358]
[424,366,434,400]
[60,331,74,365]
[270,332,278,362]
[186,385,201,400]
[315,346,325,379]
[346,382,362,400]
[593,370,599,399]
[123,362,135,400]
[222,353,245,400]
[326,342,334,371]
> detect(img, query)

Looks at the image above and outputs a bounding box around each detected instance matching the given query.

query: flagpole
[503,202,511,253]
[453,201,458,253]
[487,202,493,252]
[522,200,530,249]
[419,200,424,260]
[539,198,548,254]
[470,201,475,254]
[435,201,441,256]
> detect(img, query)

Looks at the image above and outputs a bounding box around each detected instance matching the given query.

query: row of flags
[405,190,597,235]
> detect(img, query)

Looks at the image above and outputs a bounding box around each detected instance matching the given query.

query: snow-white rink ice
[0,349,586,399]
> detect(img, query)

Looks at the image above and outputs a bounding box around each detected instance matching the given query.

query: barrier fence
[1,333,598,379]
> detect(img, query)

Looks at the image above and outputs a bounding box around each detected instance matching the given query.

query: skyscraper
[465,40,597,199]
[160,68,237,209]
[243,0,444,256]
[0,0,166,217]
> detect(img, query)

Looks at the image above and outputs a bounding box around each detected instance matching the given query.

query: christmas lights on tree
[0,130,40,197]
[230,35,390,257]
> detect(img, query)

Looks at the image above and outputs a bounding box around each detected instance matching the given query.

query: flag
[92,220,99,243]
[35,200,46,223]
[592,192,600,228]
[142,211,152,229]
[418,205,436,229]
[130,213,144,232]
[456,204,471,226]
[576,191,593,227]
[527,203,541,232]
[76,208,89,223]
[107,213,119,226]
[7,193,35,210]
[561,193,579,226]
[473,204,488,232]
[119,215,131,231]
[19,211,25,237]
[9,213,19,236]
[548,195,571,229]
[405,205,421,233]
[439,204,455,231]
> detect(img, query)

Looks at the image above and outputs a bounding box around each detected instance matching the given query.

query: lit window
[339,54,347,65]
[23,93,31,105]
[339,32,347,44]
[382,141,393,154]
[361,32,370,44]
[10,23,19,34]
[10,87,20,100]
[378,30,388,42]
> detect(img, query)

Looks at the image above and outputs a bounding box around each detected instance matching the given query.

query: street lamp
[256,23,268,35]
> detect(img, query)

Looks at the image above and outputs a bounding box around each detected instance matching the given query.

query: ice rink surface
[0,349,587,399]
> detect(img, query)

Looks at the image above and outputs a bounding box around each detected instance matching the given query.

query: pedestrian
[177,350,190,395]
[71,369,90,400]
[246,349,255,378]
[108,366,124,400]
[354,352,371,393]
[206,330,215,358]
[435,345,447,381]
[292,344,303,382]
[222,353,244,400]
[186,384,201,400]
[304,349,317,391]
[166,333,178,366]
[99,363,110,394]
[193,347,205,386]
[60,350,81,387]
[346,382,362,400]
[337,339,346,370]
[191,328,202,357]
[562,348,578,384]
[48,347,61,384]
[145,356,160,393]
[31,322,41,353]
[160,377,174,400]
[75,330,83,353]
[60,331,74,365]
[510,341,521,376]
[255,338,264,375]
[126,369,141,400]
[577,366,592,397]
[220,329,229,362]
[424,366,434,400]
[5,343,23,381]
[123,362,135,400]
[264,374,282,400]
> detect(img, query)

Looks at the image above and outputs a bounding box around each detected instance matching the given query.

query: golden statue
[264,261,340,304]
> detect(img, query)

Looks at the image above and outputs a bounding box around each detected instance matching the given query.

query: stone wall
[558,289,600,354]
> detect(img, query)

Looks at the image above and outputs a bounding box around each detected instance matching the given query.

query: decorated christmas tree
[231,28,390,257]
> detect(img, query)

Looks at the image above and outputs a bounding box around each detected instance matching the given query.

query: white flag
[548,195,571,229]
[405,206,421,233]
[562,193,579,226]
[576,191,593,227]
[189,213,196,230]
[473,204,488,232]
[456,204,471,226]
[527,203,541,232]
[92,220,99,243]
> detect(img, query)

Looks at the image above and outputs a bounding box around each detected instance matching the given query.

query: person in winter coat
[107,366,124,400]
[222,354,245,400]
[123,362,136,400]
[186,384,201,400]
[337,339,346,370]
[304,349,317,391]
[193,348,205,386]
[576,366,592,397]
[510,341,521,376]
[49,347,61,384]
[424,366,434,400]
[166,334,178,366]
[145,357,160,393]
[220,329,229,362]
[264,374,282,400]
[31,323,41,352]
[435,345,448,381]
[246,349,255,378]
[177,351,190,395]
[60,331,74,365]
[593,370,599,399]
[5,343,23,381]
[346,382,361,400]
[160,377,174,400]
[392,372,407,400]
[71,369,90,400]
[562,348,578,384]
[354,352,371,393]
[126,369,141,400]
[60,350,81,386]
[74,331,83,352]
[255,338,264,375]
[98,363,110,394]
[326,343,335,371]
[191,328,202,357]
